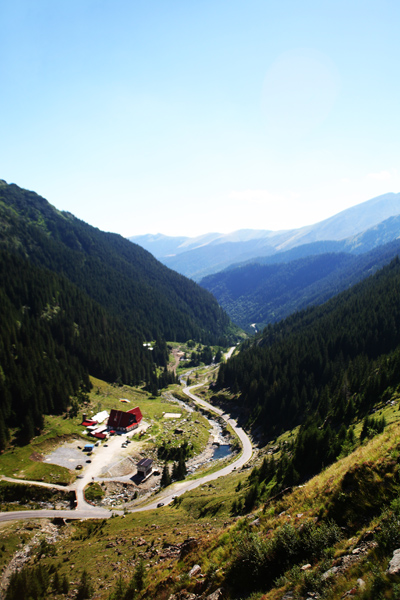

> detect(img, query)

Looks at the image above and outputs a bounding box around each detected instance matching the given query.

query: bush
[376,512,400,554]
[299,520,342,560]
[227,520,342,595]
[227,532,271,592]
[84,482,105,502]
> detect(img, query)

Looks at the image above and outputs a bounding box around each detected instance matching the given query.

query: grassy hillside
[2,392,400,599]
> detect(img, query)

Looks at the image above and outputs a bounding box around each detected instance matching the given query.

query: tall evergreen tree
[160,462,171,488]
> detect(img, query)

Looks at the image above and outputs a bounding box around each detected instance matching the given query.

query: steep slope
[0,248,156,446]
[218,256,400,457]
[201,239,400,330]
[0,180,232,345]
[131,192,400,279]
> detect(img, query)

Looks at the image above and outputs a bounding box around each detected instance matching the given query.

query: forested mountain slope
[0,249,159,448]
[0,180,231,345]
[0,179,235,446]
[217,257,400,482]
[201,239,400,330]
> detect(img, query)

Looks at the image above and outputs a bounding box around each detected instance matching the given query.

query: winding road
[0,364,252,522]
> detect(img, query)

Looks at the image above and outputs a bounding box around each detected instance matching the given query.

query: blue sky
[1,0,399,237]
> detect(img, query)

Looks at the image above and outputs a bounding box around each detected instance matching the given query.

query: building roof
[91,425,107,434]
[82,420,97,427]
[108,406,143,430]
[92,410,109,424]
[137,458,153,468]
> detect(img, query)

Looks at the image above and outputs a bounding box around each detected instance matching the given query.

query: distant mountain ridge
[130,192,400,280]
[201,239,400,331]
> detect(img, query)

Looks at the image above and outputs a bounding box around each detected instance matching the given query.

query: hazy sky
[1,0,399,237]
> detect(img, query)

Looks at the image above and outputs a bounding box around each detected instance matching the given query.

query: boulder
[189,564,201,578]
[321,566,339,580]
[206,589,224,600]
[387,549,400,575]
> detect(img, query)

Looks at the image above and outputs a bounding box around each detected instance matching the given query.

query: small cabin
[137,458,153,478]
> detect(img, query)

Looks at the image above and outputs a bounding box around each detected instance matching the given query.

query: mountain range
[130,192,400,280]
[0,179,232,346]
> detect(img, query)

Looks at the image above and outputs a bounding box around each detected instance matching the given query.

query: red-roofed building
[107,407,143,433]
[82,420,97,427]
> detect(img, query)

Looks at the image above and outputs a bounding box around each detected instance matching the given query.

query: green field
[0,371,219,486]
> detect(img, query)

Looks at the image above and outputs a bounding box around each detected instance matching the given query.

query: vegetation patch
[0,481,75,511]
[84,481,105,503]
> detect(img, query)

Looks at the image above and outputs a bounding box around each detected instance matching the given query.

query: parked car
[76,464,83,470]
[86,459,91,463]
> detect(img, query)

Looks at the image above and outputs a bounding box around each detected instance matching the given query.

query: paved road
[0,508,115,522]
[0,374,252,521]
[134,382,253,510]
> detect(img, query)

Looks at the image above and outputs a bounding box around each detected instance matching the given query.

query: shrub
[376,512,400,554]
[227,520,342,595]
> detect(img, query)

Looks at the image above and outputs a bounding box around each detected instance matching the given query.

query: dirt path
[169,348,184,374]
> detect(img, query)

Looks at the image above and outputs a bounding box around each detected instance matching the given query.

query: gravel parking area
[44,440,85,470]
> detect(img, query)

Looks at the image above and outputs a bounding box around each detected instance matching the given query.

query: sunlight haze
[1,0,399,237]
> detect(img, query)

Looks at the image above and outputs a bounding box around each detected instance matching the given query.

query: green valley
[2,182,400,600]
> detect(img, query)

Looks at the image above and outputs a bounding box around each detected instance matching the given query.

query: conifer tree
[62,573,70,594]
[160,462,171,488]
[133,558,145,592]
[52,570,62,594]
[111,574,126,599]
[76,569,93,600]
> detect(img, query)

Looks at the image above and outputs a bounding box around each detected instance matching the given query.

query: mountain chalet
[108,406,143,433]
